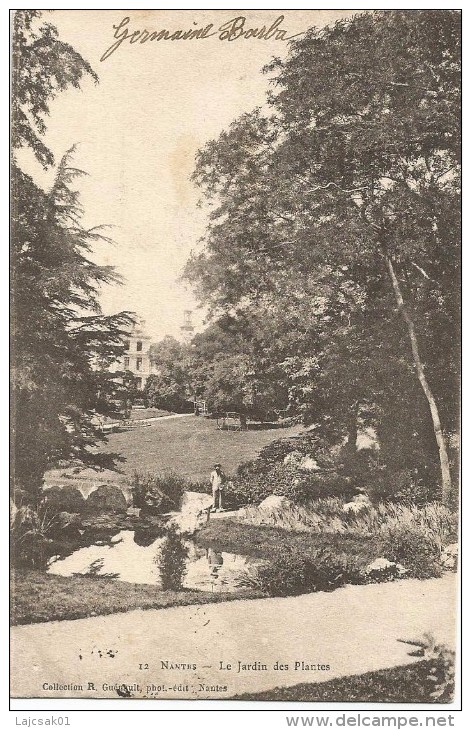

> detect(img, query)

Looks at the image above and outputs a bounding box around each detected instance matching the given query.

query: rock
[258,495,293,512]
[170,491,213,534]
[56,511,81,528]
[363,557,407,581]
[283,451,303,466]
[283,452,320,470]
[343,493,371,513]
[181,491,213,512]
[86,485,128,514]
[42,486,86,513]
[300,455,320,471]
[441,543,458,570]
[343,501,363,514]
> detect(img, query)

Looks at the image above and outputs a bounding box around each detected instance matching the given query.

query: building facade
[119,319,153,390]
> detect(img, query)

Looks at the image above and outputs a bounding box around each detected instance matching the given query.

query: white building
[118,319,154,390]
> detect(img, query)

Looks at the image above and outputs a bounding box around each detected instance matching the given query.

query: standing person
[210,463,226,512]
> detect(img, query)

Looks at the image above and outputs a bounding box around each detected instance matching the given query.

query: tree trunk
[345,401,359,456]
[383,252,452,503]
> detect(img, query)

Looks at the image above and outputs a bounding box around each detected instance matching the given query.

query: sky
[17,9,358,342]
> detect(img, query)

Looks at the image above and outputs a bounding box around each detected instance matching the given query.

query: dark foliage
[12,10,98,168]
[130,472,186,514]
[154,528,189,591]
[11,11,135,504]
[185,10,461,501]
[249,546,364,597]
[234,659,454,703]
[228,464,352,509]
[380,524,442,578]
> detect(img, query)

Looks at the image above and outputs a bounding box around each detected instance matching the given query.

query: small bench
[216,412,248,431]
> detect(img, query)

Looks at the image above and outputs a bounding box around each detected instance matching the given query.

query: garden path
[11,573,457,700]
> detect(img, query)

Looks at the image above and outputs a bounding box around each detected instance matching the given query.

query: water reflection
[47,530,253,593]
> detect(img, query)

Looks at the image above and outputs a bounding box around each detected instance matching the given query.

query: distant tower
[180,310,195,343]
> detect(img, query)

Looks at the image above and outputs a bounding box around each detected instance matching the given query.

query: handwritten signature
[101,16,305,62]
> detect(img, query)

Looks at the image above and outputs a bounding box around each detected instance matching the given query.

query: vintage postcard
[10,9,460,705]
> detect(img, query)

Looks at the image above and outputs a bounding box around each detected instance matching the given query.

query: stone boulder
[181,491,213,513]
[363,557,407,582]
[258,494,293,512]
[283,451,303,466]
[300,455,320,471]
[441,543,458,570]
[42,486,86,513]
[283,451,320,471]
[86,485,128,514]
[170,491,213,534]
[342,493,372,514]
[168,509,210,535]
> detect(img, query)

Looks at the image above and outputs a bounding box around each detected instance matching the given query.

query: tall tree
[12,10,98,168]
[11,11,133,502]
[186,10,460,502]
[146,336,191,412]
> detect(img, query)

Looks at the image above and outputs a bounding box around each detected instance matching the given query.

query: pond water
[47,530,254,593]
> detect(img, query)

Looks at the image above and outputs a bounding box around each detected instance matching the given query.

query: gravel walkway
[11,574,457,700]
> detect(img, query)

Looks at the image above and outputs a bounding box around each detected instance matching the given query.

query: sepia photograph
[10,8,460,706]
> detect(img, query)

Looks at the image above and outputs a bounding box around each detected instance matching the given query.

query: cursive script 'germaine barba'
[100,15,304,62]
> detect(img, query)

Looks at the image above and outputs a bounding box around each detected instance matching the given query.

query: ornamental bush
[237,433,335,479]
[227,464,352,509]
[155,528,189,590]
[130,471,187,513]
[238,545,364,597]
[379,523,443,579]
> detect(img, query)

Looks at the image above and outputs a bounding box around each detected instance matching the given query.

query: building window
[136,340,143,352]
[136,357,142,371]
[124,356,130,369]
[124,340,130,351]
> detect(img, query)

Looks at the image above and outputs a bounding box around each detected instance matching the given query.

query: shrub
[130,471,187,513]
[402,634,455,702]
[228,464,352,509]
[243,548,314,597]
[10,506,57,569]
[237,546,364,597]
[426,644,456,702]
[369,469,441,505]
[228,464,311,507]
[154,528,189,590]
[238,433,335,479]
[379,523,442,579]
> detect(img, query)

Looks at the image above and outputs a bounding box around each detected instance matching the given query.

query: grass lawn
[92,416,303,482]
[195,519,380,563]
[11,569,260,625]
[233,661,450,703]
